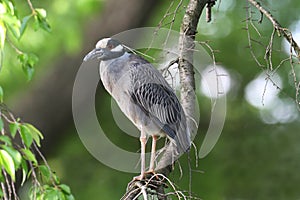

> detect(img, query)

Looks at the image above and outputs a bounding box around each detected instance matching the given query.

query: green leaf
[39,165,51,183]
[2,13,21,39]
[65,194,75,200]
[21,158,28,186]
[23,123,43,147]
[1,0,15,15]
[0,0,20,39]
[20,15,32,37]
[20,124,33,148]
[34,8,51,32]
[9,122,19,138]
[28,53,39,66]
[23,63,34,81]
[1,145,22,170]
[0,21,6,49]
[57,190,66,200]
[59,184,71,195]
[0,149,16,181]
[21,148,37,165]
[0,117,3,131]
[18,53,38,81]
[17,52,27,63]
[44,187,60,200]
[35,8,47,18]
[51,172,60,184]
[59,184,74,200]
[0,135,11,145]
[0,86,3,102]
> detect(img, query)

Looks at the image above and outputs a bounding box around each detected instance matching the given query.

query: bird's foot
[132,171,162,182]
[133,174,145,181]
[132,171,158,181]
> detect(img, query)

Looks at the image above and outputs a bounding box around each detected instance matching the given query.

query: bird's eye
[107,44,114,49]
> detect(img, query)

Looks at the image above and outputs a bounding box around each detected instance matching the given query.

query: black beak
[83,48,103,62]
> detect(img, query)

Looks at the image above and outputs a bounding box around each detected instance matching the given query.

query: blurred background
[1,0,300,199]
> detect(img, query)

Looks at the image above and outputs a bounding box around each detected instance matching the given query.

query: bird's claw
[133,174,145,181]
[132,170,158,181]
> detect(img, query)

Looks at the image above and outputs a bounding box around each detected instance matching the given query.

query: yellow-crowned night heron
[84,38,190,180]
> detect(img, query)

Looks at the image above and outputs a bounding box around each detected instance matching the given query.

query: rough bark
[156,0,209,178]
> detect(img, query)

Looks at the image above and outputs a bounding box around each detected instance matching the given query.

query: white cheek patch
[111,45,123,52]
[96,38,110,48]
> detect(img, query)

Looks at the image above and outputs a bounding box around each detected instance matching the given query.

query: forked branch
[247,0,300,60]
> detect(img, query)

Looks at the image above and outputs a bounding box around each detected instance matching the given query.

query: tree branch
[123,1,211,199]
[178,0,207,133]
[156,0,209,177]
[247,0,300,60]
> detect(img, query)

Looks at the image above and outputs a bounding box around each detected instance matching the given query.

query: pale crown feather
[96,38,111,49]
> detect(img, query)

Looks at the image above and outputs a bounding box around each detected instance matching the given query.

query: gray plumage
[84,38,190,178]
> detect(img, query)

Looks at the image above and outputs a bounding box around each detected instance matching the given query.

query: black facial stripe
[107,39,120,48]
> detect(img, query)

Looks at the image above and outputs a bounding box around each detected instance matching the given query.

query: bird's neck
[99,52,131,94]
[100,52,130,66]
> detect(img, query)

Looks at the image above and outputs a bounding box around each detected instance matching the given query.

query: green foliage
[34,8,51,32]
[0,0,74,199]
[1,145,22,170]
[0,0,50,80]
[20,125,34,148]
[0,0,299,199]
[30,184,75,200]
[21,148,37,165]
[30,165,75,200]
[0,149,15,181]
[18,53,39,81]
[0,107,75,199]
[23,123,44,146]
[9,121,18,138]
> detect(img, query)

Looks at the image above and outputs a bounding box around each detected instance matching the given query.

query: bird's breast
[99,56,168,137]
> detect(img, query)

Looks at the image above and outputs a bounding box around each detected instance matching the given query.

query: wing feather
[131,82,181,139]
[128,54,190,152]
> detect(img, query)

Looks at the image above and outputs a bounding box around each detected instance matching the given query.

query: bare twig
[122,173,200,200]
[26,0,36,13]
[2,170,12,200]
[245,5,264,67]
[147,0,184,54]
[247,0,300,60]
[1,182,8,200]
[264,28,276,70]
[246,0,300,110]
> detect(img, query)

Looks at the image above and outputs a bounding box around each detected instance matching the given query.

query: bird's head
[84,38,125,61]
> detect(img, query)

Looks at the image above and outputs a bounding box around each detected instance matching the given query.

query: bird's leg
[140,132,146,178]
[134,129,147,180]
[149,135,157,172]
